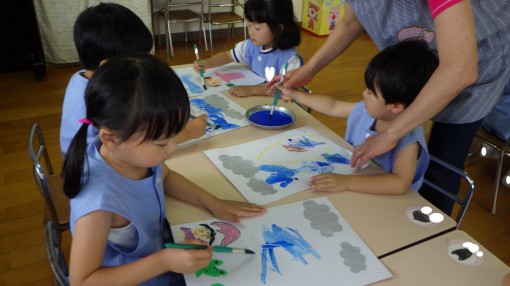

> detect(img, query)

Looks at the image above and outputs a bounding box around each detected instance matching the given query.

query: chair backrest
[422,155,474,227]
[44,220,70,286]
[27,123,69,240]
[168,1,204,10]
[207,0,245,24]
[167,0,205,21]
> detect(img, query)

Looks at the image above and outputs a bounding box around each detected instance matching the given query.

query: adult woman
[280,0,510,214]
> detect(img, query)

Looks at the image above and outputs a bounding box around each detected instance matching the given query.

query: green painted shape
[195,259,228,278]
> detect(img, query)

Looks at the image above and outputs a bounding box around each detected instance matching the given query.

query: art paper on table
[174,62,266,97]
[204,126,359,205]
[179,93,250,146]
[170,196,392,286]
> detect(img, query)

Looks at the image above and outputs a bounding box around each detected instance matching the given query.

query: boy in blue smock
[278,40,438,194]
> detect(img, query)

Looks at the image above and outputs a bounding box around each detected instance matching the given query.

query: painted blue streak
[299,160,335,173]
[190,98,239,130]
[257,153,349,189]
[181,74,204,94]
[322,153,350,164]
[287,137,326,148]
[258,165,296,187]
[260,224,321,283]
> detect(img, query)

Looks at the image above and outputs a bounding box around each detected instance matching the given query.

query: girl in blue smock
[62,54,266,286]
[193,0,303,97]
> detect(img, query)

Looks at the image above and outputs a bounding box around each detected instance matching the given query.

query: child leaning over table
[192,0,302,97]
[277,40,438,195]
[63,54,266,286]
[59,3,206,157]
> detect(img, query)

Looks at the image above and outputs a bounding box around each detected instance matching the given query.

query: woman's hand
[350,129,399,170]
[208,199,267,222]
[267,65,317,97]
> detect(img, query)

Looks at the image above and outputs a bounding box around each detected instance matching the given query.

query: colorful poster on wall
[204,126,359,205]
[170,197,392,286]
[179,93,250,146]
[174,63,266,97]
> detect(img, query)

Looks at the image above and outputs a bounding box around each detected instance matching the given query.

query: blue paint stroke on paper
[190,98,239,131]
[260,224,321,283]
[322,153,350,165]
[181,74,204,94]
[257,153,350,188]
[258,165,296,187]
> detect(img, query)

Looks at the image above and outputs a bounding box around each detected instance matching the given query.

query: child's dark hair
[73,3,153,70]
[244,0,300,50]
[364,40,439,107]
[62,54,190,198]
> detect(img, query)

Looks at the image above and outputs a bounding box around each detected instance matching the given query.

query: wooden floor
[1,31,509,285]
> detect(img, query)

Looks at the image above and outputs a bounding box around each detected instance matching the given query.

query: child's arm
[70,210,212,285]
[176,114,207,144]
[162,164,267,222]
[193,51,234,73]
[309,142,419,195]
[278,85,356,118]
[226,54,304,97]
[228,84,268,97]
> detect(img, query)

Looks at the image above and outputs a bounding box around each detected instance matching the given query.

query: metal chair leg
[491,140,510,214]
[201,19,208,51]
[208,22,214,54]
[167,21,174,57]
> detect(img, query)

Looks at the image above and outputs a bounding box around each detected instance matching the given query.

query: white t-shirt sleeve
[282,54,302,73]
[231,40,250,66]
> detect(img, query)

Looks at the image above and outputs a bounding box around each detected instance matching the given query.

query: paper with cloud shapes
[179,93,250,147]
[204,126,359,205]
[174,62,266,97]
[170,196,392,286]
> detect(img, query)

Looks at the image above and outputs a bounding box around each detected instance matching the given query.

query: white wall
[152,0,304,35]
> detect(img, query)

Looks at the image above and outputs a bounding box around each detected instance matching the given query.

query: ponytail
[62,124,90,198]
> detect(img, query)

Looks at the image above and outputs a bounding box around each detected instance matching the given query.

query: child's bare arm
[162,165,266,222]
[70,211,212,285]
[310,142,419,195]
[193,51,234,73]
[228,84,268,97]
[278,85,356,118]
[176,114,207,144]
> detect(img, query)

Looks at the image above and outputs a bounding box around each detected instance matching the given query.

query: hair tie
[78,118,94,125]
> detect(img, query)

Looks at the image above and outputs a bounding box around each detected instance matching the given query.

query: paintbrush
[193,44,207,90]
[165,242,255,254]
[268,62,288,121]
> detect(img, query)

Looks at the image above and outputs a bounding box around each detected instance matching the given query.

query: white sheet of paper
[174,62,266,97]
[204,126,358,204]
[179,93,250,147]
[170,197,392,286]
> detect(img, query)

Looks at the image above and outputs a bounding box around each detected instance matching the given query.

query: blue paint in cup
[248,110,293,127]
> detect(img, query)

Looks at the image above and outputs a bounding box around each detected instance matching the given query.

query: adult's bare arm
[351,0,478,169]
[268,3,364,90]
